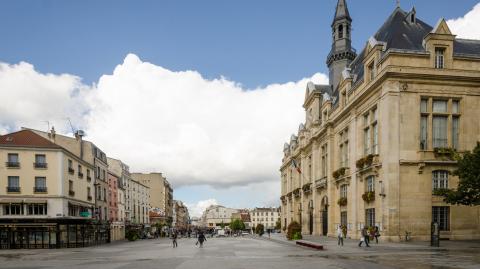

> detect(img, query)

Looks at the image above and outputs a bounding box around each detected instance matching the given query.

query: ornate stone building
[280,0,480,241]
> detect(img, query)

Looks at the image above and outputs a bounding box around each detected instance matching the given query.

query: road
[0,236,479,269]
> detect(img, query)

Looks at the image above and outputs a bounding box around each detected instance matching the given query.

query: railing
[87,176,92,182]
[6,162,20,168]
[315,177,327,189]
[68,168,75,174]
[78,172,84,178]
[34,187,48,193]
[34,162,48,169]
[87,195,93,201]
[69,190,75,196]
[6,186,21,192]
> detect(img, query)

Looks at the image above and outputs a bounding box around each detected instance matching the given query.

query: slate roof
[332,0,352,25]
[0,130,62,149]
[454,39,480,57]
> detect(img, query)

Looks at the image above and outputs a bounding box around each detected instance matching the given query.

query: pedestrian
[197,231,207,248]
[268,230,271,238]
[172,232,178,248]
[374,226,380,244]
[358,227,370,247]
[337,225,344,246]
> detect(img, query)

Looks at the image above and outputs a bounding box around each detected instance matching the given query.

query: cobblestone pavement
[0,236,479,269]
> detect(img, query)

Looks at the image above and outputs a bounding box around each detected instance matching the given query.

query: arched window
[366,176,375,192]
[346,25,350,38]
[338,25,344,39]
[432,170,448,190]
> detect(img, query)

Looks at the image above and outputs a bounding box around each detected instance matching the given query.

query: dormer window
[410,13,415,23]
[435,48,445,69]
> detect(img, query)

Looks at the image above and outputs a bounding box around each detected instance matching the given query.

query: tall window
[321,144,328,178]
[34,154,46,168]
[432,170,448,190]
[420,98,460,150]
[340,212,347,227]
[366,208,375,227]
[338,24,343,39]
[339,129,349,168]
[7,176,20,192]
[364,108,378,155]
[7,153,19,167]
[34,177,47,192]
[340,184,348,198]
[435,48,445,69]
[366,176,375,192]
[68,180,74,196]
[432,206,449,231]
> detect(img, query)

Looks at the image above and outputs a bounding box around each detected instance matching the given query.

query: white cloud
[447,3,480,39]
[186,199,218,218]
[0,61,91,134]
[0,54,327,210]
[84,54,328,188]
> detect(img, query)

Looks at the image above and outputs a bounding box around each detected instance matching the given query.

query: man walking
[358,227,370,247]
[197,231,207,248]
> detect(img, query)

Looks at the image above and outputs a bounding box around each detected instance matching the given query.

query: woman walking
[374,226,380,244]
[358,227,370,247]
[172,232,178,248]
[337,226,344,246]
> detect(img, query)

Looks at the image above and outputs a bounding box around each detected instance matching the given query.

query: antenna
[65,118,75,134]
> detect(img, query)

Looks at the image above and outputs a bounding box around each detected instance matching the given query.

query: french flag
[291,159,301,174]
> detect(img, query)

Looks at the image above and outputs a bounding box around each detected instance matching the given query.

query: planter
[362,191,375,203]
[332,167,346,179]
[433,147,457,160]
[337,197,348,207]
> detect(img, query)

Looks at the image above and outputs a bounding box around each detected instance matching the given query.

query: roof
[0,130,62,149]
[454,39,480,57]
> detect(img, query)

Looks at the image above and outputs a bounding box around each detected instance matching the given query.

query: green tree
[255,224,264,236]
[275,219,281,230]
[229,219,245,232]
[434,142,480,205]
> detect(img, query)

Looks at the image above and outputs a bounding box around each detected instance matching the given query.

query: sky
[1,0,479,217]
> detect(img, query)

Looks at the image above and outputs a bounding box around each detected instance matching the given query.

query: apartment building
[0,130,103,248]
[250,207,280,232]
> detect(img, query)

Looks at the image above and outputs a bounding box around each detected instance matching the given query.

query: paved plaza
[0,236,479,269]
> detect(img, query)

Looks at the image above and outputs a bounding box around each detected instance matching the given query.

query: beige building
[250,207,280,231]
[280,0,480,241]
[201,205,238,228]
[131,172,173,224]
[108,157,132,222]
[27,128,110,222]
[0,130,105,248]
[130,179,150,224]
[172,200,189,231]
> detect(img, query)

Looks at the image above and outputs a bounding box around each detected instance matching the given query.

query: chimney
[48,127,56,142]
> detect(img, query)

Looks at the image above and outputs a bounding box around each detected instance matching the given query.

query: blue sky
[0,0,478,88]
[1,0,479,215]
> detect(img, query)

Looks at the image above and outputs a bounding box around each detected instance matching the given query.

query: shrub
[365,154,374,166]
[332,167,346,179]
[286,221,302,240]
[292,231,302,240]
[126,229,139,241]
[356,158,365,169]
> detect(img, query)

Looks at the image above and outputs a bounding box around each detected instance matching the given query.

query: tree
[255,224,264,236]
[434,142,480,205]
[229,219,245,233]
[275,219,281,230]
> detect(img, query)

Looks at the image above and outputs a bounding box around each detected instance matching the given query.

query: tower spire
[332,0,352,26]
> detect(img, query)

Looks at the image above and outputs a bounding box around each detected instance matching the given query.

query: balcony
[6,186,21,193]
[6,162,20,168]
[68,167,75,174]
[356,154,381,173]
[34,187,47,193]
[293,188,301,198]
[87,195,93,201]
[69,190,75,196]
[87,176,92,182]
[302,183,312,194]
[78,172,84,178]
[315,177,327,189]
[34,162,48,169]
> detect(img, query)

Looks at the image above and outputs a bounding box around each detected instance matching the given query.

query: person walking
[374,226,380,244]
[196,231,207,248]
[172,232,178,248]
[337,225,344,246]
[358,227,370,247]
